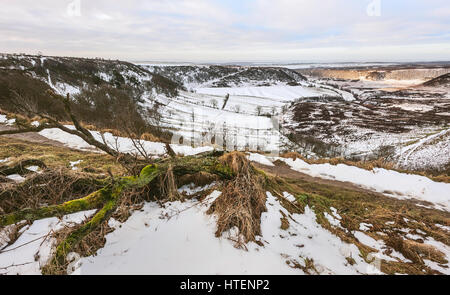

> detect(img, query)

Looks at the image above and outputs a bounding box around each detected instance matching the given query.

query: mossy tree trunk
[0,153,235,272]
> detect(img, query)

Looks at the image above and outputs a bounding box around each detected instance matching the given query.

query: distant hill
[0,53,184,138]
[144,65,307,89]
[422,73,450,87]
[0,53,183,98]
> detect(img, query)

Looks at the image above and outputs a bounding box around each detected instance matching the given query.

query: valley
[0,54,449,275]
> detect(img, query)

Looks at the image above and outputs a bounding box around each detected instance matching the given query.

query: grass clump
[207,152,267,248]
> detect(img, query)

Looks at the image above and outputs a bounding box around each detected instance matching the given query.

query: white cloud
[0,0,449,62]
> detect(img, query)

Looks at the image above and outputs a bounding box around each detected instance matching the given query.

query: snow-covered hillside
[1,55,448,170]
[2,154,449,275]
[0,53,181,98]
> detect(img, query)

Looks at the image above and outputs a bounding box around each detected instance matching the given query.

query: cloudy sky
[1,0,449,62]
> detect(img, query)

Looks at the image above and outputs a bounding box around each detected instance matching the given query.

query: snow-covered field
[74,191,374,275]
[2,185,449,275]
[195,85,334,101]
[149,90,289,152]
[272,156,450,212]
[248,152,449,211]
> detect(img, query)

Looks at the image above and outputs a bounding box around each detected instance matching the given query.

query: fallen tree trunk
[0,153,237,272]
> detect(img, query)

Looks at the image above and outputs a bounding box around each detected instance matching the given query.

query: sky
[0,0,449,63]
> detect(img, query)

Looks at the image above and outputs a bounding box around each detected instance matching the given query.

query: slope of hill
[143,65,307,90]
[0,53,184,138]
[1,55,449,171]
[0,53,182,97]
[422,73,450,88]
[1,56,450,275]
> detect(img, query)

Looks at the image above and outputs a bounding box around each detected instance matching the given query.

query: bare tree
[211,98,218,109]
[222,93,230,110]
[256,105,262,116]
[1,91,145,168]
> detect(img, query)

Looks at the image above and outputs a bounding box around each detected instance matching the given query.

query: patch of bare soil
[255,160,382,195]
[0,125,64,147]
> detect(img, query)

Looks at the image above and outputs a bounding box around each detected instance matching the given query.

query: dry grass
[0,168,105,214]
[140,132,159,142]
[0,137,125,175]
[159,164,182,201]
[281,151,395,170]
[113,186,150,222]
[280,210,290,230]
[47,218,113,274]
[207,152,267,248]
[177,171,219,187]
[219,151,250,174]
[386,236,447,265]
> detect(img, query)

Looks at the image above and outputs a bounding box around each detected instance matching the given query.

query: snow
[0,114,15,126]
[0,157,10,164]
[324,212,341,227]
[261,192,371,274]
[400,128,450,167]
[195,85,334,101]
[435,224,450,232]
[151,91,286,152]
[395,103,434,112]
[0,210,96,275]
[26,165,40,172]
[38,125,212,157]
[282,192,296,202]
[72,191,378,274]
[352,231,410,264]
[422,237,450,275]
[330,207,342,220]
[54,82,81,96]
[247,153,275,166]
[6,174,26,183]
[278,157,450,212]
[70,160,82,170]
[75,191,298,275]
[359,223,373,231]
[178,182,216,196]
[171,145,213,156]
[0,114,7,123]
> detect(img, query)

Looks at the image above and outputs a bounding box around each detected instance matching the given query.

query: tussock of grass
[207,152,267,248]
[219,151,250,175]
[159,164,182,201]
[386,236,447,265]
